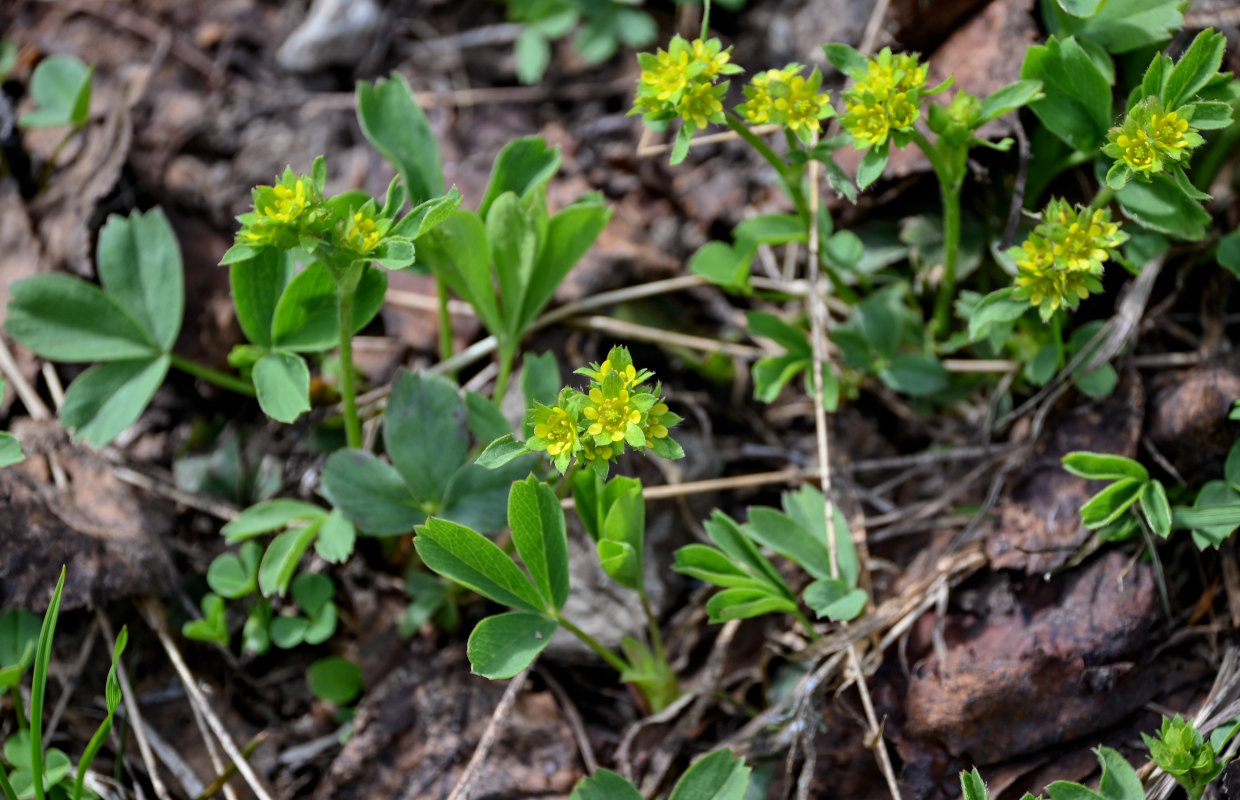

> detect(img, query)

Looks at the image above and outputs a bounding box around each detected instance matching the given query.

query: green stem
[1090,186,1115,210]
[556,615,630,674]
[700,0,711,38]
[0,764,18,800]
[337,291,362,449]
[168,354,256,397]
[38,125,83,192]
[638,589,669,669]
[435,275,454,372]
[554,459,582,500]
[791,607,821,642]
[931,180,962,339]
[724,113,808,221]
[910,129,963,340]
[493,348,514,406]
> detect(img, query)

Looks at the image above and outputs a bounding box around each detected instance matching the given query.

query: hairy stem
[337,292,362,449]
[168,354,256,397]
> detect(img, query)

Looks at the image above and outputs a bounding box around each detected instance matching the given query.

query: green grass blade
[0,766,19,800]
[30,566,66,800]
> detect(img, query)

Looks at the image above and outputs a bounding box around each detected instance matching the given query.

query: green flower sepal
[1103,97,1206,193]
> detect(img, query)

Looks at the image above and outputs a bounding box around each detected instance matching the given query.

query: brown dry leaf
[0,419,175,612]
[317,646,583,799]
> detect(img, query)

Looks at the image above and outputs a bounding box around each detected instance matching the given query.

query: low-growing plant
[0,569,127,800]
[570,747,750,799]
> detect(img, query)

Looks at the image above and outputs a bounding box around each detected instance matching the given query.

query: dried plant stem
[442,666,531,800]
[804,134,903,800]
[140,600,275,800]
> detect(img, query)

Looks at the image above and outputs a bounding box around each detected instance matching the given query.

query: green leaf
[59,355,170,447]
[0,609,38,691]
[672,545,770,591]
[668,748,751,800]
[271,263,387,351]
[1062,452,1148,482]
[1163,29,1227,110]
[181,593,229,646]
[1050,0,1183,53]
[1055,0,1104,17]
[519,199,611,333]
[414,517,547,613]
[477,434,533,469]
[1080,477,1144,529]
[747,312,811,354]
[1020,36,1112,151]
[96,209,184,352]
[961,768,990,800]
[706,588,800,624]
[74,625,126,800]
[520,351,561,409]
[252,351,310,423]
[385,371,468,505]
[1140,479,1172,538]
[269,615,308,648]
[746,507,836,581]
[753,355,809,403]
[479,137,561,218]
[1183,481,1240,548]
[704,511,794,599]
[206,542,261,599]
[222,499,326,541]
[856,141,889,190]
[0,432,23,469]
[303,601,337,645]
[291,573,334,616]
[417,211,503,335]
[356,74,444,205]
[803,579,868,621]
[599,482,645,591]
[880,353,948,397]
[508,476,570,611]
[258,521,322,597]
[465,390,512,442]
[315,507,356,563]
[389,188,463,240]
[823,43,868,75]
[489,192,539,343]
[1095,746,1143,800]
[320,450,427,536]
[571,769,645,800]
[598,539,641,591]
[18,56,92,128]
[1046,782,1103,800]
[230,249,294,348]
[442,457,530,533]
[306,657,363,705]
[5,275,158,361]
[734,214,807,247]
[1116,173,1211,241]
[466,611,556,679]
[978,80,1045,122]
[689,241,752,291]
[967,288,1028,342]
[514,27,551,85]
[782,486,857,586]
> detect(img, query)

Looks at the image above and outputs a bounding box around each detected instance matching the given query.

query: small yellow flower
[265,180,309,224]
[1117,129,1159,174]
[679,81,723,129]
[842,100,891,147]
[1149,110,1191,155]
[1009,200,1125,319]
[532,406,576,457]
[598,359,638,387]
[579,438,614,464]
[345,209,382,253]
[642,403,670,440]
[690,38,731,78]
[583,386,642,443]
[640,48,691,102]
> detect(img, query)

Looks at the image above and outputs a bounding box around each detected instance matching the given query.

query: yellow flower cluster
[632,36,741,134]
[1104,97,1204,184]
[525,346,683,476]
[1011,199,1127,320]
[738,64,833,142]
[840,48,930,149]
[237,167,328,250]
